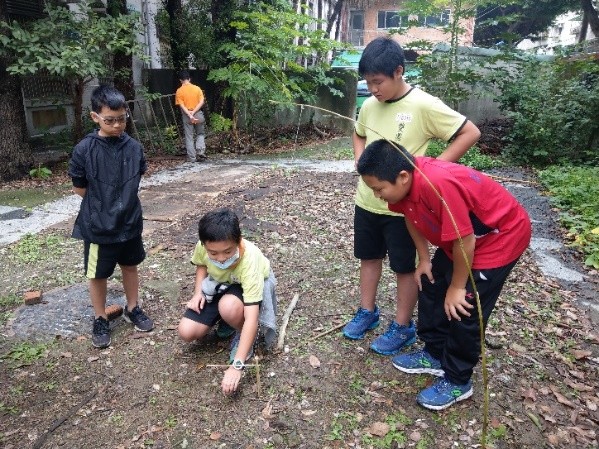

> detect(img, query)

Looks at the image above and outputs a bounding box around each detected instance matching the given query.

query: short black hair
[356,139,415,183]
[90,84,126,113]
[198,208,242,244]
[359,36,405,78]
[178,70,191,81]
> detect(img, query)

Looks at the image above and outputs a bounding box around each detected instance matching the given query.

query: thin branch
[277,293,300,350]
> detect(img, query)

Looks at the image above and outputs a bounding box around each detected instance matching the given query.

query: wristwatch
[232,359,245,371]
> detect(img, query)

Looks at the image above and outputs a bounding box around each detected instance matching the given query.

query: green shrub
[496,54,599,166]
[426,141,503,171]
[538,165,599,268]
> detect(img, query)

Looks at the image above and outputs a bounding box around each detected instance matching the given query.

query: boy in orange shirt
[175,70,206,162]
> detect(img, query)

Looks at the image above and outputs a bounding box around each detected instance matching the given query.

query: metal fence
[126,93,185,155]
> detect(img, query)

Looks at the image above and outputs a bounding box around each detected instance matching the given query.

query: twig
[143,216,173,222]
[308,322,346,342]
[486,174,539,185]
[206,363,260,368]
[32,388,98,449]
[277,293,300,350]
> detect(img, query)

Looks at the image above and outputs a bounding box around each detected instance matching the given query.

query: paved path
[2,158,597,341]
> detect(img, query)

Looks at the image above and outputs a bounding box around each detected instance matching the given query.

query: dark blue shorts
[354,205,416,274]
[83,235,145,279]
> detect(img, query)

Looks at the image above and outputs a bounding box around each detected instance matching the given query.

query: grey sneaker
[123,305,154,332]
[92,317,111,349]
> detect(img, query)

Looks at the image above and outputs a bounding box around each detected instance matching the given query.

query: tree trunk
[166,0,187,71]
[326,0,344,36]
[107,0,135,133]
[73,78,85,142]
[210,0,237,120]
[580,0,599,37]
[0,3,33,182]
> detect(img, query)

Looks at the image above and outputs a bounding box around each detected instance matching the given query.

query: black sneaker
[123,305,154,332]
[92,317,111,348]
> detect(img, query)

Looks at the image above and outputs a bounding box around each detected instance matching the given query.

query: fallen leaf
[309,355,321,368]
[60,352,72,358]
[261,401,275,420]
[87,356,99,363]
[209,432,221,440]
[521,387,537,402]
[369,422,390,437]
[409,430,422,442]
[550,386,576,408]
[301,410,317,416]
[572,350,592,360]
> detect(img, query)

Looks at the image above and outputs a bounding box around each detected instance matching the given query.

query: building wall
[345,0,475,48]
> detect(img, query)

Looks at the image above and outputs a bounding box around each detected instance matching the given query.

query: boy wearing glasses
[68,84,154,349]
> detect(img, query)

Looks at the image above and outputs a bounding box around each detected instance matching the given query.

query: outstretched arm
[352,131,366,170]
[405,220,432,291]
[221,305,259,395]
[445,234,475,320]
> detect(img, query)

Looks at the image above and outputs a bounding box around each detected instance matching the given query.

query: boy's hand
[444,286,474,321]
[186,292,206,313]
[222,366,242,395]
[414,261,433,291]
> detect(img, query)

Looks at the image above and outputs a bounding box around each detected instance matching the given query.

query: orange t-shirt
[175,83,204,111]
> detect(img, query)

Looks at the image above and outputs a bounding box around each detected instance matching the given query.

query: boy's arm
[353,131,366,169]
[186,265,208,313]
[222,305,259,395]
[73,187,86,197]
[189,94,205,116]
[445,233,476,321]
[405,220,432,291]
[437,120,481,162]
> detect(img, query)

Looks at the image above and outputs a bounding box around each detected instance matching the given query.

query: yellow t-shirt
[354,87,466,215]
[175,83,204,111]
[190,239,270,304]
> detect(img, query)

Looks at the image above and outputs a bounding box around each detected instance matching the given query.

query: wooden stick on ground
[277,293,300,350]
[308,322,346,342]
[32,388,98,449]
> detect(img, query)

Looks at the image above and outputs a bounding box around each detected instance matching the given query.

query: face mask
[209,249,239,270]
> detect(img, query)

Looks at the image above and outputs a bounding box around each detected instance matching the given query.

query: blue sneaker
[392,349,444,376]
[342,307,380,340]
[417,378,473,411]
[216,320,236,339]
[370,320,416,355]
[229,332,255,364]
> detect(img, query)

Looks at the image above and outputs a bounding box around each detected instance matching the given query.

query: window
[378,11,409,29]
[419,9,451,27]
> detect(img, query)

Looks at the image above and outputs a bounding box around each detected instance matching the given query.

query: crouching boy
[178,208,277,396]
[357,139,531,410]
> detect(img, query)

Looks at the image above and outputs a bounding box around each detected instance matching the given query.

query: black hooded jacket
[68,131,147,244]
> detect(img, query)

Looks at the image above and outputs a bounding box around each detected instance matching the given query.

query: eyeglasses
[94,112,129,125]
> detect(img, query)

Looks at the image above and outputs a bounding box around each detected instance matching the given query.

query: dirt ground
[0,134,598,449]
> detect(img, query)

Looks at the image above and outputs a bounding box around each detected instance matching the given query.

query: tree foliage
[473,0,580,47]
[207,1,346,133]
[0,0,147,139]
[493,51,599,166]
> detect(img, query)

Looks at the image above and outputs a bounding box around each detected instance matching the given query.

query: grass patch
[250,136,354,160]
[12,233,67,263]
[0,183,71,209]
[426,140,504,171]
[538,165,599,268]
[2,341,50,367]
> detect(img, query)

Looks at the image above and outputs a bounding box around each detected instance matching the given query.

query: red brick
[24,290,43,305]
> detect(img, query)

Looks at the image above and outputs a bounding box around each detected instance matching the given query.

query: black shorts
[83,235,145,279]
[183,284,247,327]
[354,205,416,274]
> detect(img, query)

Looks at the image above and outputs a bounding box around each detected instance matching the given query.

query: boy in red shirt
[357,139,531,410]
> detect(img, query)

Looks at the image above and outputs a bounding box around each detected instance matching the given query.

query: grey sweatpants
[181,110,206,161]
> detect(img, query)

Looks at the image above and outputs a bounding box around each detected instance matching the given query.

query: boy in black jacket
[69,85,154,348]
